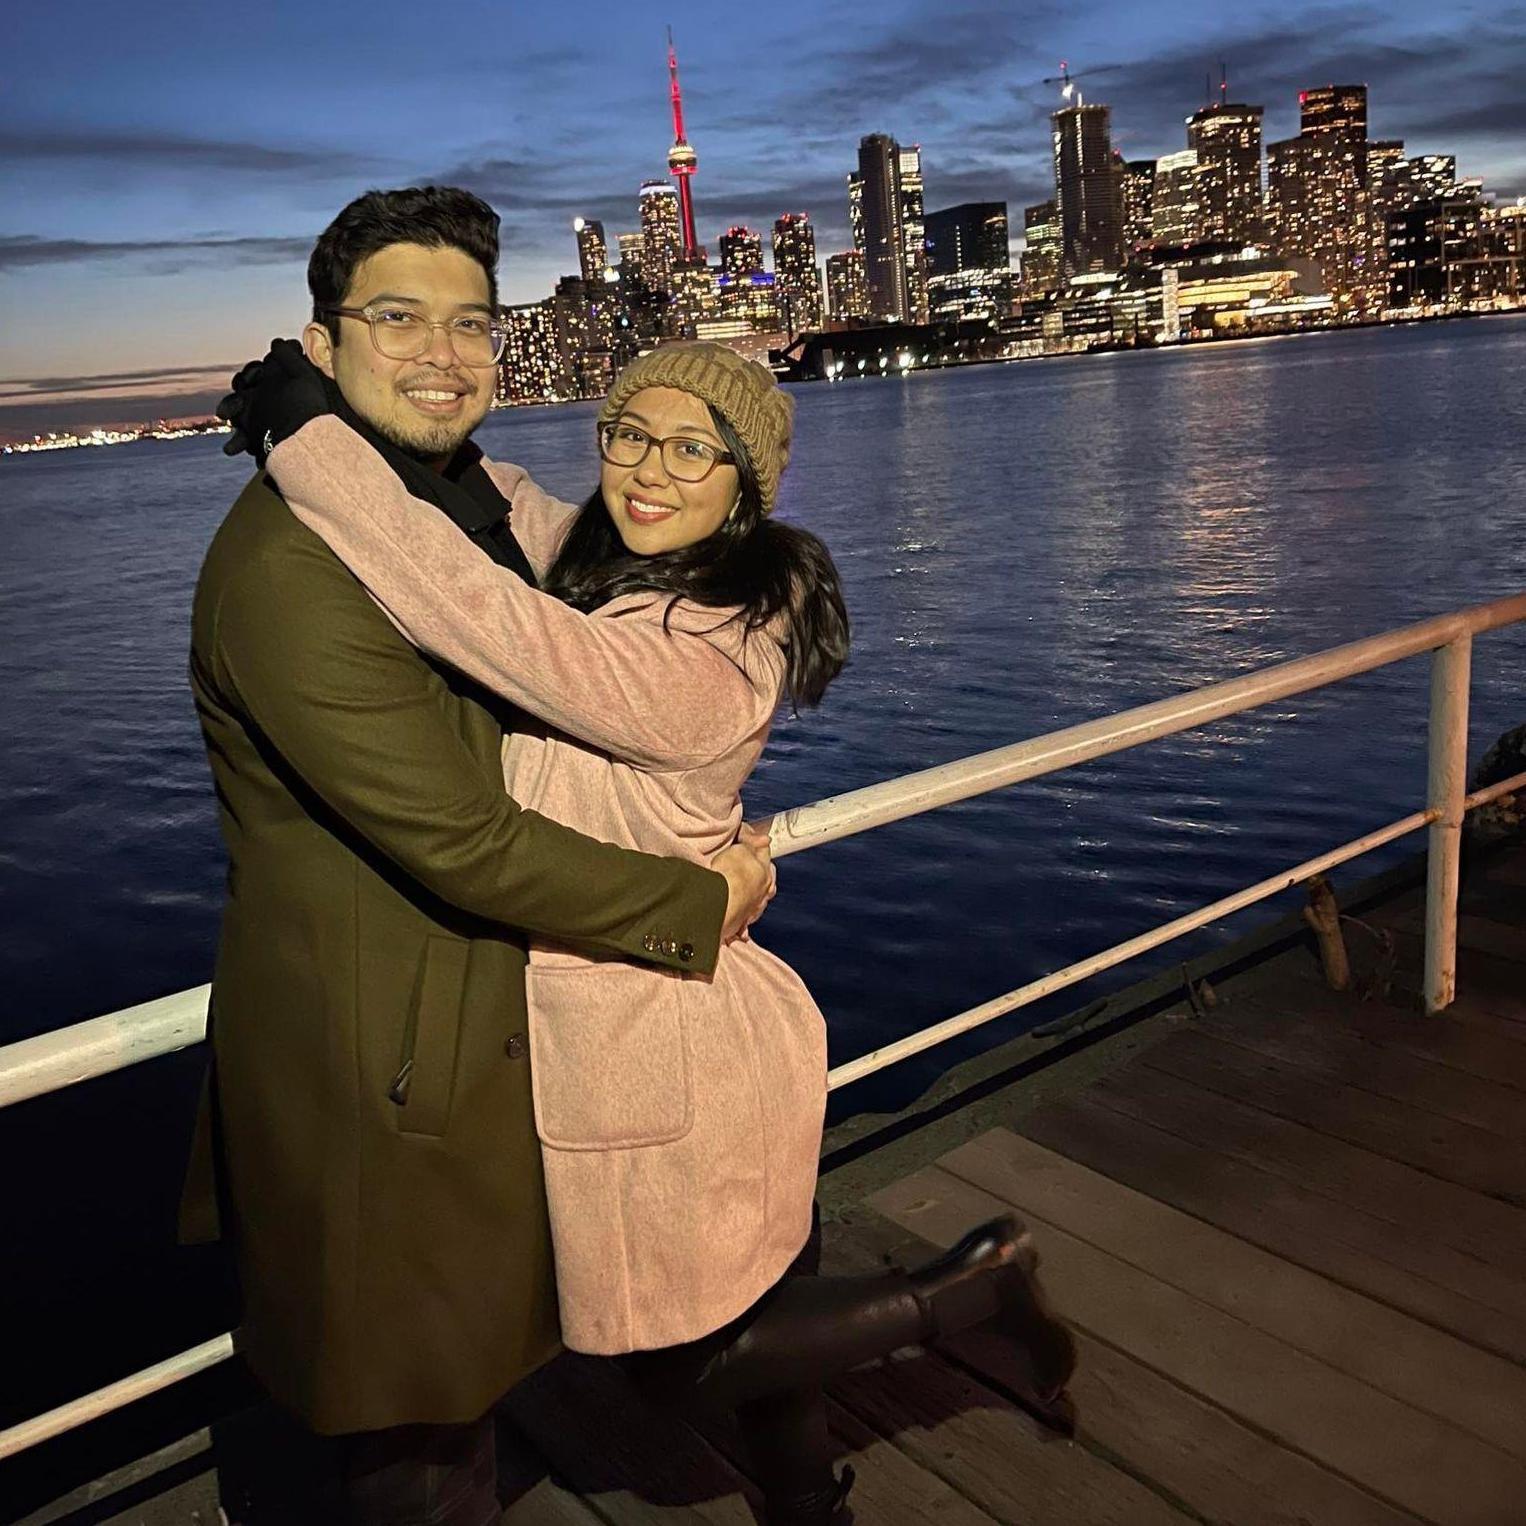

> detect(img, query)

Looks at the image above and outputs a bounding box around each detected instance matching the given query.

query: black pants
[620,1206,837,1502]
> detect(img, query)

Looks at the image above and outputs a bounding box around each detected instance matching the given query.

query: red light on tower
[667,27,700,260]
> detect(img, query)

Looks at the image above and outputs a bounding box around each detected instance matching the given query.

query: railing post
[1425,634,1472,1014]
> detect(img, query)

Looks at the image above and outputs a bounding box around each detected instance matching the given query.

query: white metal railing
[2,590,1525,1465]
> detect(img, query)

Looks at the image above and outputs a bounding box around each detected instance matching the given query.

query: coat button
[678,943,695,962]
[662,938,678,956]
[642,933,658,952]
[504,1034,527,1060]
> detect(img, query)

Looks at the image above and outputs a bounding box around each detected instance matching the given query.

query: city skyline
[4,0,1525,431]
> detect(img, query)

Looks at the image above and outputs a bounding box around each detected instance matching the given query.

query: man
[185,185,773,1523]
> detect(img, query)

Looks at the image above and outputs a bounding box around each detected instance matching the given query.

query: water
[4,317,1526,1425]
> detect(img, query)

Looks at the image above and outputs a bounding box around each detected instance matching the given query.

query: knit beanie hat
[598,341,794,515]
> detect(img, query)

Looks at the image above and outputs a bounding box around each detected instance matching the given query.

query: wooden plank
[937,1128,1526,1462]
[1084,1056,1526,1271]
[837,1211,1428,1526]
[1386,927,1526,1029]
[871,1161,1526,1525]
[499,1353,758,1525]
[830,1348,1193,1526]
[1206,974,1526,1092]
[823,1399,1001,1525]
[1142,1028,1526,1203]
[1182,1003,1526,1140]
[1020,1089,1526,1361]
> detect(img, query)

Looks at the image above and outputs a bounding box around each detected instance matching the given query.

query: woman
[251,341,1074,1524]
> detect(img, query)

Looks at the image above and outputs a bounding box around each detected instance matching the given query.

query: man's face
[303,242,496,462]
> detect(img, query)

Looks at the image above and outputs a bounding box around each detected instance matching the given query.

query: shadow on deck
[20,842,1526,1525]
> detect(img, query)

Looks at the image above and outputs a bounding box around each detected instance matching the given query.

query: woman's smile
[623,491,680,525]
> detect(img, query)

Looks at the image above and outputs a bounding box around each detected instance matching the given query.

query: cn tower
[666,27,700,260]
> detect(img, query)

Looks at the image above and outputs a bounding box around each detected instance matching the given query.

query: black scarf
[326,391,538,587]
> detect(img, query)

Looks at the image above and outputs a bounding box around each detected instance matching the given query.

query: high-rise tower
[857,133,910,321]
[666,28,701,261]
[1051,101,1123,275]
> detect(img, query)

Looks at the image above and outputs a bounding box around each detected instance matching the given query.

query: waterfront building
[1021,200,1063,297]
[573,218,608,285]
[498,300,573,404]
[899,143,931,324]
[667,254,716,338]
[1187,102,1264,244]
[1410,154,1459,202]
[825,249,871,323]
[847,171,865,253]
[773,213,825,334]
[857,133,911,321]
[924,201,1011,321]
[639,180,682,296]
[1120,159,1156,256]
[1266,84,1377,313]
[719,225,765,280]
[1152,150,1204,248]
[1051,100,1123,275]
[1387,194,1526,311]
[714,269,783,333]
[615,231,664,348]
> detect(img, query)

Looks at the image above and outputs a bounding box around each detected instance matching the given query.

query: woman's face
[600,386,742,556]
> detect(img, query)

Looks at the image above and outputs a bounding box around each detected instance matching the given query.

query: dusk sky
[4,0,1523,431]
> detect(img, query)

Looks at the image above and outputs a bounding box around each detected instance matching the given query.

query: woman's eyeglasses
[597,421,736,483]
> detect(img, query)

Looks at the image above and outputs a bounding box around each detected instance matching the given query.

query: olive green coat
[182,473,726,1435]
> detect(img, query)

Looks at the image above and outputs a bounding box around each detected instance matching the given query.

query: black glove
[217,339,334,465]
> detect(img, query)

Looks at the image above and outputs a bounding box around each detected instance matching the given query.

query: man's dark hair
[308,186,500,343]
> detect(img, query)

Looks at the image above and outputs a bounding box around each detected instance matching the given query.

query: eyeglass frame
[318,303,509,366]
[597,419,738,483]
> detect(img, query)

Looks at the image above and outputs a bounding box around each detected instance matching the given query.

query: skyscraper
[719,226,764,279]
[825,250,871,322]
[1187,102,1264,244]
[924,202,1011,320]
[1051,101,1123,275]
[857,134,910,321]
[1152,150,1204,246]
[772,213,824,333]
[847,172,865,253]
[1022,200,1062,297]
[1120,160,1156,254]
[573,218,608,285]
[1266,84,1375,310]
[639,180,682,295]
[899,144,930,324]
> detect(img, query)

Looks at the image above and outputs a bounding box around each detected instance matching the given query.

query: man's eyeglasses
[597,421,736,483]
[320,304,508,366]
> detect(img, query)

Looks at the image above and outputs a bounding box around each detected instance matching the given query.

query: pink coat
[271,417,827,1354]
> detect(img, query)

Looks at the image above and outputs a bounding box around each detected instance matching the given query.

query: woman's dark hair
[543,406,850,708]
[308,186,499,344]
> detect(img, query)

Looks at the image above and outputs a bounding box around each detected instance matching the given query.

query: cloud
[0,364,242,398]
[0,127,382,176]
[0,234,311,272]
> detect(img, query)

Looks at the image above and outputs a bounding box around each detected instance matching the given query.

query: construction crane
[1041,61,1123,107]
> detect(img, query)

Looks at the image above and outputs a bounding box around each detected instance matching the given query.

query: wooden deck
[489,844,1526,1526]
[23,845,1526,1526]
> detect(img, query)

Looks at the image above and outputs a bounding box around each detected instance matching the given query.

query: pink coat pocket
[526,961,696,1151]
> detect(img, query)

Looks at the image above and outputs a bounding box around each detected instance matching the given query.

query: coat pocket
[526,961,695,1152]
[390,936,469,1138]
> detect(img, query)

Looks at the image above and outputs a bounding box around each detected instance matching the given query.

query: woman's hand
[217,339,333,466]
[715,829,776,942]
